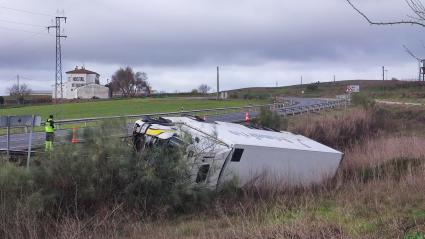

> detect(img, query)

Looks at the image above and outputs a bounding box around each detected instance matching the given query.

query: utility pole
[216,66,220,100]
[300,75,303,87]
[16,74,19,91]
[48,16,67,103]
[333,75,336,83]
[16,74,20,104]
[382,66,385,81]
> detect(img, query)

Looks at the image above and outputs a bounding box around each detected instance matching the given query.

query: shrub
[1,120,212,224]
[306,82,319,91]
[243,93,271,100]
[229,92,239,99]
[243,93,254,99]
[252,108,288,130]
[292,108,375,149]
[351,92,375,109]
[0,161,33,209]
[0,96,4,105]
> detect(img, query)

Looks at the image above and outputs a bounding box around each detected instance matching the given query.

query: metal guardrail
[0,98,349,155]
[276,99,348,116]
[3,99,347,129]
[50,99,347,127]
[53,103,281,126]
[1,99,348,131]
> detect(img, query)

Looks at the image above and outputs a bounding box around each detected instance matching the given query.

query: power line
[0,25,47,34]
[0,19,45,28]
[0,29,47,48]
[19,76,34,81]
[0,6,53,17]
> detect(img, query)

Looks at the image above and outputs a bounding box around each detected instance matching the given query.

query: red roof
[66,67,99,75]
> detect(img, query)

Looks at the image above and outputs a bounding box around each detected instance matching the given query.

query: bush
[0,96,4,105]
[351,93,375,109]
[243,93,271,100]
[293,108,375,149]
[252,108,288,130]
[229,92,239,99]
[1,120,212,224]
[306,82,319,91]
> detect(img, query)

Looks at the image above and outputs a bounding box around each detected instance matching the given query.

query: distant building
[30,90,52,96]
[52,66,109,99]
[220,91,228,99]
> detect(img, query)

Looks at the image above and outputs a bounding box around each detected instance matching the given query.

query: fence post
[6,117,10,159]
[26,115,35,169]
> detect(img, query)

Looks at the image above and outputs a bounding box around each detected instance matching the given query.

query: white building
[52,66,109,99]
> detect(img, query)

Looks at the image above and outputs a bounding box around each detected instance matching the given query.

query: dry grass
[18,136,423,239]
[2,106,425,239]
[343,136,425,169]
[291,108,375,149]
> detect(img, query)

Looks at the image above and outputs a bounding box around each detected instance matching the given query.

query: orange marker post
[71,127,78,143]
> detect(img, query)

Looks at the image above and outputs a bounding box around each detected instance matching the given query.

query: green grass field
[229,79,425,99]
[0,97,268,120]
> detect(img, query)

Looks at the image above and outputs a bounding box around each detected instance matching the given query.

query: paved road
[0,97,344,152]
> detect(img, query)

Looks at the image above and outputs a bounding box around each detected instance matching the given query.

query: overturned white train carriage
[132,116,343,188]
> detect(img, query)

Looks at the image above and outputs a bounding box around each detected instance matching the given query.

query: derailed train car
[132,116,343,189]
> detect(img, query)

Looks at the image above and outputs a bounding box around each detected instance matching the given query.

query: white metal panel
[165,117,341,154]
[158,117,343,188]
[219,145,342,187]
[9,115,42,127]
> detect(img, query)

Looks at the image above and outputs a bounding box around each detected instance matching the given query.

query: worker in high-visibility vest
[45,115,55,151]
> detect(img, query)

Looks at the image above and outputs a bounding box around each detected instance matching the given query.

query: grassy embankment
[0,97,268,134]
[136,104,425,239]
[2,101,425,238]
[230,79,425,100]
[0,97,268,119]
[2,82,425,238]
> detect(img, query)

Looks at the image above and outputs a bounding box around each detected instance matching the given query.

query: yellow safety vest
[45,118,55,133]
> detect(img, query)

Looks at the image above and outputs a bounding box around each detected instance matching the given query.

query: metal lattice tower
[48,17,67,102]
[403,45,425,81]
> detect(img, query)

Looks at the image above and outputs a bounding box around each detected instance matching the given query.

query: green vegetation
[251,108,288,130]
[2,105,425,238]
[228,79,425,99]
[0,98,267,119]
[3,81,425,238]
[1,121,213,238]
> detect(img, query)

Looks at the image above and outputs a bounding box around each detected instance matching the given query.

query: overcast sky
[0,0,425,95]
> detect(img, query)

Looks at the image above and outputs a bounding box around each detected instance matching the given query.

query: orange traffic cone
[245,112,250,122]
[71,127,78,143]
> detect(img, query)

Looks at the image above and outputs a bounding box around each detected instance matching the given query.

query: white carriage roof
[164,117,342,154]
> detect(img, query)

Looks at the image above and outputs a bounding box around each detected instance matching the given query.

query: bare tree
[346,0,425,27]
[111,67,150,97]
[198,84,211,95]
[8,83,31,104]
[8,83,31,96]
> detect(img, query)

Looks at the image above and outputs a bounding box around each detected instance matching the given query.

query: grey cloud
[0,0,424,94]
